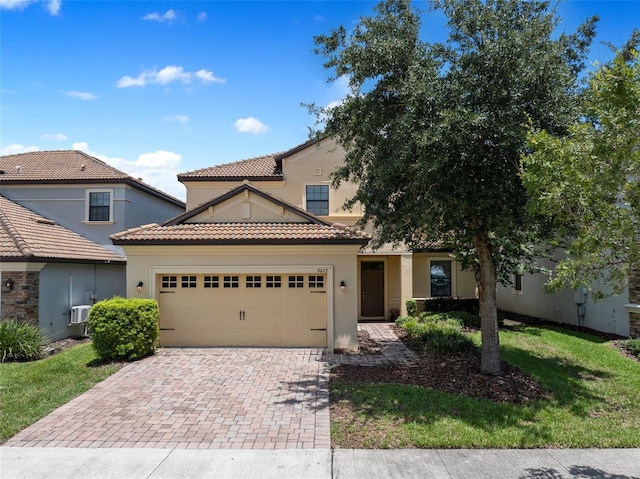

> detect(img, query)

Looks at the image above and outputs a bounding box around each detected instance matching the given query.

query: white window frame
[303,183,330,216]
[85,188,114,223]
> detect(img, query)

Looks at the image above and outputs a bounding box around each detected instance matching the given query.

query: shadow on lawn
[330,342,615,447]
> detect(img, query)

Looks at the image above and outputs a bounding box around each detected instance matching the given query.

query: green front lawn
[0,343,121,443]
[331,324,640,448]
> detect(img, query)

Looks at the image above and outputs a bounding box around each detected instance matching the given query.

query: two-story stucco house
[0,150,185,340]
[112,138,476,351]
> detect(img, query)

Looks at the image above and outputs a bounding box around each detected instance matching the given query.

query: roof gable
[0,150,184,208]
[110,183,370,246]
[0,195,126,264]
[165,182,327,226]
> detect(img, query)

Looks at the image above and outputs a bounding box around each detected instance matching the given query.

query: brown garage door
[156,273,327,347]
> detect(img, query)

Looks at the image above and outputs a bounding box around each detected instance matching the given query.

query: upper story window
[305,185,329,216]
[86,189,113,222]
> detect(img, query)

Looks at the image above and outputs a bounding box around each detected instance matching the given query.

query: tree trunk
[474,233,502,375]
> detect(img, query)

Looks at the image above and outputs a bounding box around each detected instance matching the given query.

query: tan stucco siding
[121,244,360,350]
[186,190,307,223]
[185,182,285,211]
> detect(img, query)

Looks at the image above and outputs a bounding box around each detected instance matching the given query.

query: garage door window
[246,275,262,288]
[162,276,177,288]
[181,276,197,288]
[204,276,219,288]
[224,276,239,288]
[266,275,282,288]
[289,275,304,288]
[308,275,324,288]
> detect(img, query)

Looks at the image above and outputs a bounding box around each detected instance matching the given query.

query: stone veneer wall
[629,267,640,338]
[1,271,40,326]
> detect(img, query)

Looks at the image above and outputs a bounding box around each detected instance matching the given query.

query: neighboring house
[0,150,185,249]
[496,257,634,338]
[0,195,126,340]
[112,138,477,351]
[0,150,186,340]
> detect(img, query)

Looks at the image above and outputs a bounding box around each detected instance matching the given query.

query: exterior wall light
[3,278,14,292]
[137,281,144,292]
[340,280,346,292]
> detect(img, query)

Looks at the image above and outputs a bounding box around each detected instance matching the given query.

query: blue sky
[1,1,639,200]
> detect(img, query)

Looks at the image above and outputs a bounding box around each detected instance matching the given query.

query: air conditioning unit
[70,305,91,324]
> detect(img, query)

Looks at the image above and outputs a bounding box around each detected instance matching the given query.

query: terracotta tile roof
[177,154,283,181]
[0,150,184,207]
[0,195,126,264]
[111,222,370,245]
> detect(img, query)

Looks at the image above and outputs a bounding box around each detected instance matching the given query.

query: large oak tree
[310,0,596,374]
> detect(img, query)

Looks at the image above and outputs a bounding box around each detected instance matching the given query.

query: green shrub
[417,319,476,354]
[625,339,640,359]
[0,318,46,362]
[89,297,159,361]
[406,299,418,317]
[397,313,476,354]
[447,310,481,328]
[395,315,414,327]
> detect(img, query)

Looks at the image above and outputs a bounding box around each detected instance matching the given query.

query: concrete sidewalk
[2,447,639,478]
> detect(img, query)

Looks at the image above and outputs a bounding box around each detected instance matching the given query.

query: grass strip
[0,343,120,443]
[331,324,640,448]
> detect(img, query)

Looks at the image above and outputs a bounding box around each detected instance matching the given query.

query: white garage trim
[149,265,335,351]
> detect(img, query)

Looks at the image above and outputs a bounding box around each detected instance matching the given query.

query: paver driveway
[6,348,330,450]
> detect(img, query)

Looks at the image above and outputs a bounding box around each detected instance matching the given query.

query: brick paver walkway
[6,349,330,450]
[325,322,418,366]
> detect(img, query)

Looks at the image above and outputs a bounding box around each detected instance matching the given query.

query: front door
[361,261,384,317]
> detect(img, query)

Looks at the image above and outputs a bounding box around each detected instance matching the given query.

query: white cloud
[155,65,191,85]
[234,117,269,135]
[314,15,325,22]
[64,90,97,101]
[142,9,176,23]
[164,114,190,123]
[2,144,39,155]
[0,0,59,14]
[42,133,67,141]
[195,69,225,84]
[46,0,60,15]
[116,66,225,88]
[197,11,207,22]
[72,143,185,200]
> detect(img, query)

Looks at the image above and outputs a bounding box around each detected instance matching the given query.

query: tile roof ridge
[0,197,34,257]
[110,223,159,239]
[179,152,282,176]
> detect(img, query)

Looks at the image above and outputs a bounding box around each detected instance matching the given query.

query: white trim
[624,303,640,312]
[149,264,335,352]
[85,188,114,223]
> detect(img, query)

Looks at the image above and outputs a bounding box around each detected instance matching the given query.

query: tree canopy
[310,0,596,374]
[522,32,640,298]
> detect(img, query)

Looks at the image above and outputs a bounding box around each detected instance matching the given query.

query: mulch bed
[331,327,547,404]
[43,336,91,356]
[331,315,639,406]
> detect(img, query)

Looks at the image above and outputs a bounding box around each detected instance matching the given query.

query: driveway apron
[5,348,330,450]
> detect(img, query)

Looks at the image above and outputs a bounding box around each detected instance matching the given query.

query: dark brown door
[361,261,384,317]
